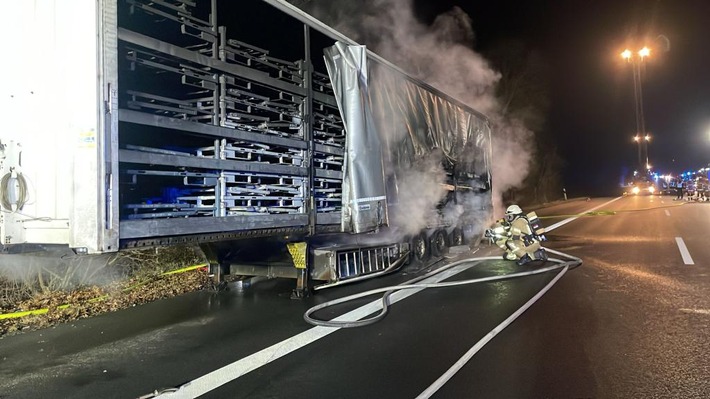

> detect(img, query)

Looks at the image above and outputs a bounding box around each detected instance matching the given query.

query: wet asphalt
[1,195,709,398]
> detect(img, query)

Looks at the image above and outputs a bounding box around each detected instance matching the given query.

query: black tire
[410,232,430,263]
[447,227,464,247]
[430,229,447,257]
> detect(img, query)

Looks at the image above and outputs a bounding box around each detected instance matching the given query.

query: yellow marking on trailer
[287,242,307,269]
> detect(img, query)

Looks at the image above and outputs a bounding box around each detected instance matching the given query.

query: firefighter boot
[534,248,548,261]
[516,254,532,266]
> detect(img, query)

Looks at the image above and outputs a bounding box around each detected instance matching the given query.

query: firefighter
[502,205,548,266]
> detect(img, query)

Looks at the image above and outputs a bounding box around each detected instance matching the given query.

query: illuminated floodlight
[621,49,632,59]
[632,186,640,194]
[644,134,651,141]
[638,47,651,59]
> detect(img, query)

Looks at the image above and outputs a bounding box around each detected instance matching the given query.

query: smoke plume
[389,152,448,236]
[293,0,534,218]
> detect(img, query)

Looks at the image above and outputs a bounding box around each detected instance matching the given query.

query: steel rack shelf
[124,0,217,56]
[117,1,346,228]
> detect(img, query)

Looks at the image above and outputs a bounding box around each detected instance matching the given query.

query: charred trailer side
[0,0,492,294]
[313,40,493,285]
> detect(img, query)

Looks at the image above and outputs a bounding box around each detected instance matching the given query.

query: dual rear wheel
[409,227,464,263]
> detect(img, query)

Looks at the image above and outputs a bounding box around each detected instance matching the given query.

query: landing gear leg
[288,242,310,299]
[199,243,229,292]
[291,267,310,299]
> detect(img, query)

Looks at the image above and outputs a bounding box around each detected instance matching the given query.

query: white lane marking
[675,237,695,265]
[159,261,485,398]
[680,308,710,315]
[546,197,622,232]
[416,265,569,399]
[665,210,671,217]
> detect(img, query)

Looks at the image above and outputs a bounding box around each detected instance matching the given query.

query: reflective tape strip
[351,196,386,204]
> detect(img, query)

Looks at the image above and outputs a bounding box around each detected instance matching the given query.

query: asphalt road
[1,195,709,398]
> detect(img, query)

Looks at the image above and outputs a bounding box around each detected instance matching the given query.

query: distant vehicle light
[648,186,655,193]
[632,187,641,194]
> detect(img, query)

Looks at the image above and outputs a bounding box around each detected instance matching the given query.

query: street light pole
[638,47,650,170]
[622,47,651,174]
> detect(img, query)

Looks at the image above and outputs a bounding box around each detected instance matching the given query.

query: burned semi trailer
[0,0,492,294]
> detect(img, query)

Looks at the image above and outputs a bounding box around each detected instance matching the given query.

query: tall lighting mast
[621,46,651,174]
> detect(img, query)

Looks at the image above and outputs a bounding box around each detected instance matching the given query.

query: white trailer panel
[0,0,118,253]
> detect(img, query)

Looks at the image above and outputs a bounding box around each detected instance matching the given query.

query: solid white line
[665,210,671,217]
[416,265,569,399]
[675,237,695,265]
[679,308,710,315]
[545,197,622,232]
[158,261,485,398]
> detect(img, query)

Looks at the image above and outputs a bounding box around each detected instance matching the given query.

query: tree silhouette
[485,39,565,204]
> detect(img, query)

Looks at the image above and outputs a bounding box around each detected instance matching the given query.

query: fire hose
[303,247,582,328]
[141,248,580,398]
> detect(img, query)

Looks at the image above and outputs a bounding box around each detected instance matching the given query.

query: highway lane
[204,195,710,398]
[1,196,709,398]
[490,195,710,398]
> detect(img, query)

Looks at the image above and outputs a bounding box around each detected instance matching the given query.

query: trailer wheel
[411,232,430,263]
[430,229,447,257]
[448,227,464,247]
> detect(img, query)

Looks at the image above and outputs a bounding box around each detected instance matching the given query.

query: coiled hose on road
[303,247,582,328]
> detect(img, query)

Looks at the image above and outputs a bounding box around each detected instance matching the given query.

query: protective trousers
[505,217,540,260]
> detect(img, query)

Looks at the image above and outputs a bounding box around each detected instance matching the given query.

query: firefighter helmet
[505,205,523,216]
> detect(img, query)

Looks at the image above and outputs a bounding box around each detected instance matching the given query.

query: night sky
[415,0,710,196]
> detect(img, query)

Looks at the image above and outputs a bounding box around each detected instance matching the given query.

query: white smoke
[490,117,533,213]
[0,251,124,291]
[295,0,534,219]
[389,152,448,236]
